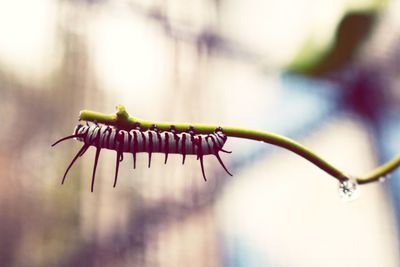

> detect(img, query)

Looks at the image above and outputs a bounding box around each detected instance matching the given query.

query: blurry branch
[79,105,400,185]
[358,156,400,184]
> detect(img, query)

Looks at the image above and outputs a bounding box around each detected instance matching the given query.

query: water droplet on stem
[338,177,359,201]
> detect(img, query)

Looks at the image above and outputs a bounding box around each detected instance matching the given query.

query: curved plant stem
[79,105,400,184]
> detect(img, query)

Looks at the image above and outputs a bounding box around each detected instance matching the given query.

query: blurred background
[0,0,399,266]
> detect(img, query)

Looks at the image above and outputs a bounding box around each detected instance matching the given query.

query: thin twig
[78,105,400,184]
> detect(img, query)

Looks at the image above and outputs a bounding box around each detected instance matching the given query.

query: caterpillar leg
[132,153,136,169]
[61,144,89,185]
[164,132,169,164]
[215,152,233,176]
[199,155,207,181]
[78,145,90,157]
[113,152,123,187]
[91,147,101,192]
[148,132,153,168]
[164,153,169,164]
[220,148,232,154]
[182,134,187,165]
[148,152,152,168]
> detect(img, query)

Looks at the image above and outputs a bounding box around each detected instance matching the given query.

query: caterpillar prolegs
[52,123,232,191]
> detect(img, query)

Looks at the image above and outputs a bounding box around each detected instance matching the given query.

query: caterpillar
[52,122,232,192]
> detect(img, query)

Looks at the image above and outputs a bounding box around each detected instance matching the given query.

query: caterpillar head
[73,124,84,135]
[73,124,89,141]
[52,123,90,147]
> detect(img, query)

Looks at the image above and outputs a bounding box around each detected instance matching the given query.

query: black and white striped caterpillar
[52,123,232,191]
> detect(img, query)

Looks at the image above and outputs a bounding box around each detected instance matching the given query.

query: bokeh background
[0,0,399,266]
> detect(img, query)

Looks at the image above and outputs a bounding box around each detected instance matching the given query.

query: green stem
[79,105,400,184]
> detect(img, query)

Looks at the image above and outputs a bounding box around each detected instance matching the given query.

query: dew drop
[379,174,391,183]
[338,178,359,201]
